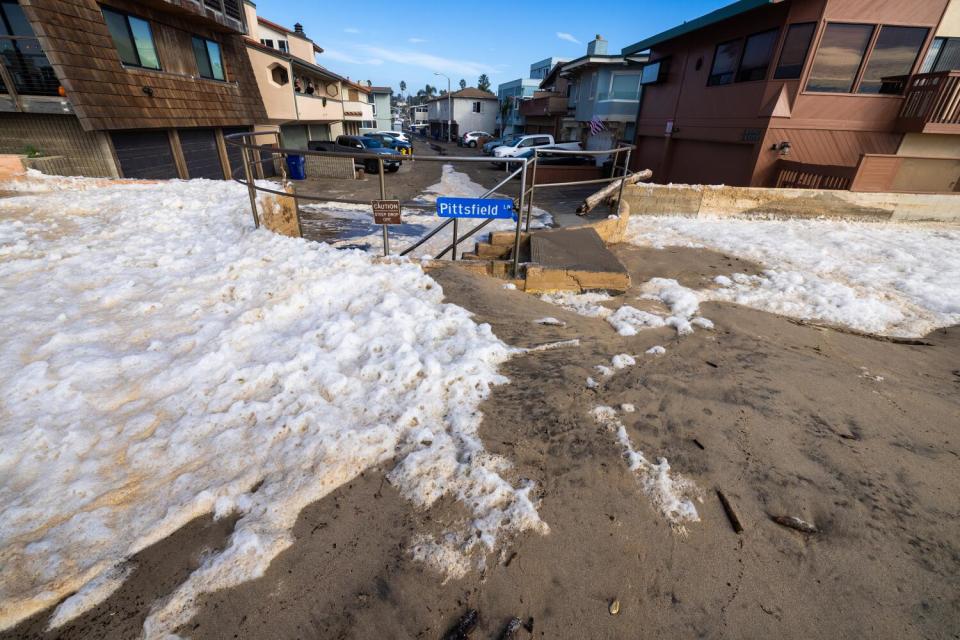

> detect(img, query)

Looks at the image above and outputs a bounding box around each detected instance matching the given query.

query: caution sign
[371,199,402,225]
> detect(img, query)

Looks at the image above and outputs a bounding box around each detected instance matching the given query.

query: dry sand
[6,244,959,640]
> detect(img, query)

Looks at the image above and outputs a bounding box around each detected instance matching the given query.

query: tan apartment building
[241,1,350,149]
[0,0,266,179]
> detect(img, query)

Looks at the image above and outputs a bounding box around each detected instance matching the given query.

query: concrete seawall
[622,183,960,223]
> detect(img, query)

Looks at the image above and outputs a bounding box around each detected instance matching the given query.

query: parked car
[515,146,595,165]
[492,134,581,159]
[460,131,491,148]
[308,136,402,173]
[364,132,412,155]
[375,130,409,143]
[482,134,522,155]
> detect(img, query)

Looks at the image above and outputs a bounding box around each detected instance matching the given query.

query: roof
[622,0,778,55]
[244,38,346,82]
[368,86,393,94]
[343,79,373,94]
[256,16,324,53]
[427,87,497,103]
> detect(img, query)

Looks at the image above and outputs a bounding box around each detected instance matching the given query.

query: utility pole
[434,71,452,143]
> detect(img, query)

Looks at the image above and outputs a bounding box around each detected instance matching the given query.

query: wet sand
[6,244,959,640]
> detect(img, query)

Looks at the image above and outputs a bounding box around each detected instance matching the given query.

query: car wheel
[365,160,379,174]
[386,166,400,173]
[468,140,477,148]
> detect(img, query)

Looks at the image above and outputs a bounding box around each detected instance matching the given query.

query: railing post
[451,218,458,261]
[378,157,389,256]
[615,147,632,215]
[512,159,528,279]
[241,142,260,229]
[525,152,538,233]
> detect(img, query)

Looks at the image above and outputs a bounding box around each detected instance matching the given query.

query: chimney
[293,23,304,34]
[587,34,607,56]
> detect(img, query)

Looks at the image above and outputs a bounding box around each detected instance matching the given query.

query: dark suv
[308,136,401,174]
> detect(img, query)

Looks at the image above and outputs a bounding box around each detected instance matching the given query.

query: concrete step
[488,230,530,246]
[474,241,512,259]
[461,252,482,260]
[525,226,630,293]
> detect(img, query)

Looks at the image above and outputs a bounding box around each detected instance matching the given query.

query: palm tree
[399,80,406,98]
[459,78,466,90]
[477,74,491,92]
[424,84,436,98]
[366,79,372,87]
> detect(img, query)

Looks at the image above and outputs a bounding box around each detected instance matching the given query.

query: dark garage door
[111,131,178,180]
[178,128,224,180]
[223,126,276,178]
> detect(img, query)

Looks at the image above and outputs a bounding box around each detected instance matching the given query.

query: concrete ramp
[524,227,630,293]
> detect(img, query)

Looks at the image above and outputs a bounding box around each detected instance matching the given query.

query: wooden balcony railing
[143,0,246,33]
[774,160,856,190]
[519,94,568,117]
[896,70,960,134]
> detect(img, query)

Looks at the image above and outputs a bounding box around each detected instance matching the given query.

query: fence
[223,132,636,277]
[774,160,856,191]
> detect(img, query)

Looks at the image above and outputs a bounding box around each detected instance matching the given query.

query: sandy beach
[6,241,958,640]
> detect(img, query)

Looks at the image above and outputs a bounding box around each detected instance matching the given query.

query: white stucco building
[426,88,497,140]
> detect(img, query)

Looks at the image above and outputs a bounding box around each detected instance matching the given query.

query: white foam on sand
[627,215,960,337]
[591,407,700,528]
[539,291,613,318]
[0,174,546,637]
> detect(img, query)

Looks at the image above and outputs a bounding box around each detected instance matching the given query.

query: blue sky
[256,0,732,95]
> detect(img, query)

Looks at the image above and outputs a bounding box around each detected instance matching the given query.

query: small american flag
[588,116,606,136]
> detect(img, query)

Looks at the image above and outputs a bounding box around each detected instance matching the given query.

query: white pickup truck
[491,134,581,158]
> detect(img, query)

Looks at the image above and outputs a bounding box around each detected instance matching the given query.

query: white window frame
[605,71,642,102]
[472,101,481,113]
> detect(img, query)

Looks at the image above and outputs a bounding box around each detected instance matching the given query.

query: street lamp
[434,71,452,143]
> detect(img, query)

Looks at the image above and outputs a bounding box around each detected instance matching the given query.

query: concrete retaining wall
[622,183,960,223]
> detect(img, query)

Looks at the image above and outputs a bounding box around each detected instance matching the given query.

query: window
[102,7,160,69]
[922,37,960,73]
[588,71,597,98]
[858,26,928,93]
[270,65,288,85]
[608,73,641,99]
[192,36,225,80]
[641,58,669,85]
[708,38,743,85]
[0,1,60,95]
[806,23,874,93]
[774,22,816,79]
[260,38,274,48]
[278,40,288,53]
[472,101,481,112]
[737,29,778,82]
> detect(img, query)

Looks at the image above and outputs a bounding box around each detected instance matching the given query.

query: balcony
[520,94,568,117]
[343,100,374,121]
[139,0,246,33]
[294,93,344,122]
[896,71,960,134]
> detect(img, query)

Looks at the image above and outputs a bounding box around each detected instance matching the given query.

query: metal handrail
[223,133,635,276]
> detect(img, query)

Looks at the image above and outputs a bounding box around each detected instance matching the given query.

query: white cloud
[408,37,427,44]
[343,27,360,34]
[556,32,580,44]
[359,45,494,78]
[321,48,383,66]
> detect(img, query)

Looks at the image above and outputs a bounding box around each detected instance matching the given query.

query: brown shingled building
[0,0,266,179]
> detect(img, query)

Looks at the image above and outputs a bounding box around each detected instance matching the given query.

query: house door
[110,131,178,180]
[178,129,224,180]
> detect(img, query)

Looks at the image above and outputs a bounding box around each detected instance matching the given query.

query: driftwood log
[577,169,652,214]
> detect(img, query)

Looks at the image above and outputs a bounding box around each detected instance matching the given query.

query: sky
[255,0,733,96]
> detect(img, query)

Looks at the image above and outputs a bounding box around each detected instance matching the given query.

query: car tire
[468,140,477,148]
[386,166,400,173]
[365,160,379,174]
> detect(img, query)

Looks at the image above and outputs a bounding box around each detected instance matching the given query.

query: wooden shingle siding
[18,0,266,132]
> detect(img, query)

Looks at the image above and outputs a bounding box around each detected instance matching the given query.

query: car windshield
[361,138,383,149]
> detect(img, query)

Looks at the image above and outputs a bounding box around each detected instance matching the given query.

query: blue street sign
[437,197,514,220]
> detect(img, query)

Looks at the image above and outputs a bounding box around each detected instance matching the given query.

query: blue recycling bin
[285,154,306,180]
